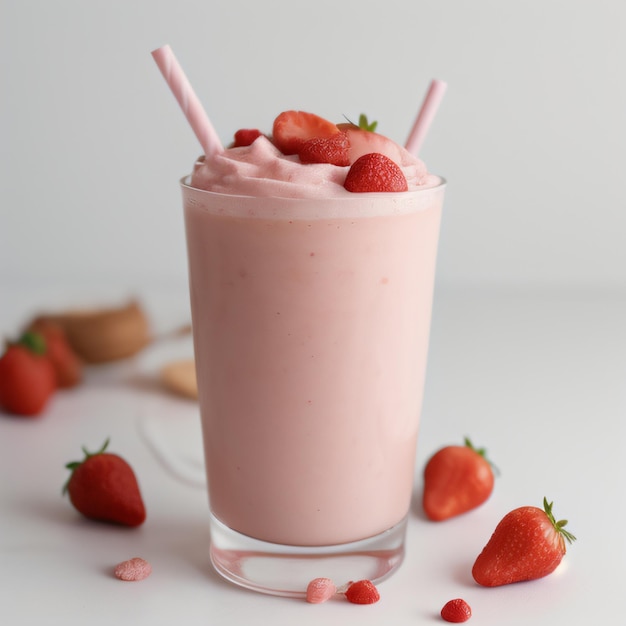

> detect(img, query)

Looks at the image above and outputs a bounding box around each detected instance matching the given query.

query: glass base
[208,513,407,597]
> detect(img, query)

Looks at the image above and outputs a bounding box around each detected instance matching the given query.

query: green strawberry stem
[62,438,111,494]
[342,113,378,133]
[358,113,378,132]
[18,331,47,355]
[464,436,500,476]
[543,497,577,544]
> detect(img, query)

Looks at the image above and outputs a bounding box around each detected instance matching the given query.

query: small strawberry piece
[299,132,350,166]
[232,128,263,147]
[345,579,380,604]
[472,498,576,587]
[64,439,146,527]
[306,577,336,603]
[272,110,340,155]
[441,598,472,623]
[423,438,496,521]
[29,320,82,388]
[114,557,152,581]
[344,153,408,193]
[0,332,56,416]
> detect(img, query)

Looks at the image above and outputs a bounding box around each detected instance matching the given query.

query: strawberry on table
[28,319,82,388]
[344,579,380,604]
[441,598,472,623]
[422,438,496,521]
[63,439,146,527]
[0,331,56,416]
[344,153,408,193]
[472,497,576,586]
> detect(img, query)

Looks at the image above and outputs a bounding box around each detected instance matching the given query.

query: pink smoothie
[183,185,444,546]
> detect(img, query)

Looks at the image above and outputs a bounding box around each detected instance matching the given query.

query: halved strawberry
[272,111,340,155]
[344,153,408,193]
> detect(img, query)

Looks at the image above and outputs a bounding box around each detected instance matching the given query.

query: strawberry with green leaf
[422,437,496,521]
[472,497,576,586]
[0,332,56,416]
[64,439,146,527]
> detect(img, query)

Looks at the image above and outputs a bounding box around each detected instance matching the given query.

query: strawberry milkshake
[180,111,445,595]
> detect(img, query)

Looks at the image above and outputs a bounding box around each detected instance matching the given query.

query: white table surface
[1,283,624,625]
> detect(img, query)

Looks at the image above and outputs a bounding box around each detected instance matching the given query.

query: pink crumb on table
[306,577,337,603]
[114,557,152,582]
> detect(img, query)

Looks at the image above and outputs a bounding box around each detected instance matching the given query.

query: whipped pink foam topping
[190,136,438,199]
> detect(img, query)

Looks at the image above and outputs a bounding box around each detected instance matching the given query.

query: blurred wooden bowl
[29,300,151,364]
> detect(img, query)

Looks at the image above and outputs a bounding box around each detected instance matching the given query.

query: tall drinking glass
[181,179,445,596]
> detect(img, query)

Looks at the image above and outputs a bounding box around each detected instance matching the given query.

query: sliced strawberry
[299,132,350,166]
[344,153,408,193]
[232,128,263,148]
[272,111,340,155]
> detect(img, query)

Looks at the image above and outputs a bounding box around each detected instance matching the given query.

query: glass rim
[179,174,446,201]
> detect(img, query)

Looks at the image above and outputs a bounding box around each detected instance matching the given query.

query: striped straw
[405,79,447,157]
[151,45,223,158]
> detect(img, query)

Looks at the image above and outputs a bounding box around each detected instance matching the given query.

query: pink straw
[405,79,447,157]
[151,45,223,158]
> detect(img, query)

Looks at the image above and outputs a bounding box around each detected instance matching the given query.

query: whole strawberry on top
[344,153,408,193]
[0,331,56,417]
[63,439,146,527]
[422,437,496,521]
[472,497,576,586]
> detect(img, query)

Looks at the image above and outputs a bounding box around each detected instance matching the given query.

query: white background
[1,2,625,626]
[1,0,624,292]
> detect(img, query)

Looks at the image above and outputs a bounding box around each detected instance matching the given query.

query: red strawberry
[345,579,380,604]
[64,439,146,527]
[29,320,82,388]
[232,128,263,147]
[344,153,408,193]
[472,498,576,586]
[272,110,340,155]
[0,332,56,416]
[298,132,350,166]
[441,598,472,623]
[423,438,496,521]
